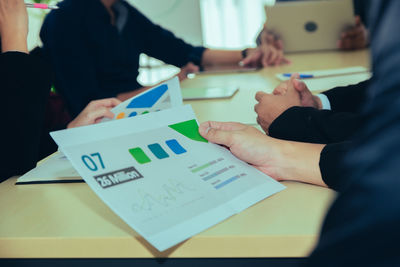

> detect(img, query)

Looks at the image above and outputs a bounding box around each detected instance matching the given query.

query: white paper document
[103,77,182,122]
[51,105,285,251]
[16,152,81,184]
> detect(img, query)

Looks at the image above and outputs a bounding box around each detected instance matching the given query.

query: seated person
[200,1,400,264]
[256,0,369,56]
[40,0,287,117]
[0,0,120,182]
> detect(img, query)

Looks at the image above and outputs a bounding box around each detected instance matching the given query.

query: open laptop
[265,0,354,53]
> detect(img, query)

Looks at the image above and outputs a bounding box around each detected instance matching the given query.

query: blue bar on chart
[127,84,168,108]
[215,175,240,190]
[148,143,169,159]
[166,139,187,155]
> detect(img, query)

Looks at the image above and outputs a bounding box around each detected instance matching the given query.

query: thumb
[241,52,259,67]
[191,65,200,73]
[199,121,234,147]
[241,57,251,66]
[186,62,200,73]
[293,79,307,93]
[273,84,288,95]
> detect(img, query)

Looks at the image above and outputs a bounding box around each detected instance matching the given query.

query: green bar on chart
[191,160,217,173]
[129,147,151,164]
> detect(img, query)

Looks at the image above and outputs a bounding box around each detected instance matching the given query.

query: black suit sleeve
[269,80,368,144]
[269,106,363,144]
[319,142,353,191]
[323,79,369,113]
[0,52,51,182]
[130,5,206,67]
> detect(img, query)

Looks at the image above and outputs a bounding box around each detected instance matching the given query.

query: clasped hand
[254,74,321,134]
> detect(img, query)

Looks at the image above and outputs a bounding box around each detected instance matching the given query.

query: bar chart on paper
[102,77,183,122]
[189,157,246,190]
[129,139,187,164]
[51,105,285,252]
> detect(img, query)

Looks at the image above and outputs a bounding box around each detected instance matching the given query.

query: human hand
[255,75,304,134]
[243,27,289,67]
[0,0,28,53]
[177,62,199,81]
[199,121,287,180]
[338,16,368,50]
[199,121,326,186]
[67,98,121,128]
[273,73,322,109]
[241,43,289,68]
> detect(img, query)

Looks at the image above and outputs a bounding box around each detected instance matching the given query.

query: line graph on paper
[131,179,197,212]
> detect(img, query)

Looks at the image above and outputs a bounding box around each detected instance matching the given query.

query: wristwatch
[241,48,249,59]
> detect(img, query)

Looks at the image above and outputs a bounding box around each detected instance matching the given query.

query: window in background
[27,0,61,50]
[130,0,203,86]
[137,0,276,85]
[201,0,275,49]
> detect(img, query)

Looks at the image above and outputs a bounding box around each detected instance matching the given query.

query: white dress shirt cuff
[317,94,332,110]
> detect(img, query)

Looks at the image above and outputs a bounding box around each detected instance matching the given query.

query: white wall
[27,8,50,49]
[201,0,276,49]
[127,0,203,46]
[127,0,204,85]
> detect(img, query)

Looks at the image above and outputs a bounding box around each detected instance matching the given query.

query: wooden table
[0,50,369,261]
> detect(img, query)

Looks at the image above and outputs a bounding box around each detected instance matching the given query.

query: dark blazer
[40,0,206,117]
[307,0,400,265]
[0,52,51,182]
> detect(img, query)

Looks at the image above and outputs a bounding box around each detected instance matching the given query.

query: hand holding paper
[51,105,285,251]
[67,98,121,128]
[102,77,183,122]
[199,121,286,180]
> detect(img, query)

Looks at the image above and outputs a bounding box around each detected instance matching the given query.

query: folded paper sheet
[51,105,285,251]
[103,76,182,122]
[17,77,183,184]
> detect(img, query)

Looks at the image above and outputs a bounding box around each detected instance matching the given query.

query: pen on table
[25,3,59,10]
[283,73,314,79]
